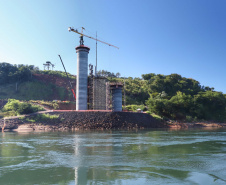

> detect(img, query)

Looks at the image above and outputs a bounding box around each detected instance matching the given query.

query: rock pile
[51,111,164,130]
[1,111,165,131]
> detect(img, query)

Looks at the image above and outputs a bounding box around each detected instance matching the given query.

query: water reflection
[0,129,226,184]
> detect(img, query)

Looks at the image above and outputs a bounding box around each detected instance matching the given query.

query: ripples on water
[0,129,226,184]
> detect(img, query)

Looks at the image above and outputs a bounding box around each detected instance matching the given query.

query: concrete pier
[76,45,90,110]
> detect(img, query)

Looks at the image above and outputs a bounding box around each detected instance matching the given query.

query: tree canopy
[109,73,226,122]
[0,62,39,85]
[143,73,226,122]
[97,70,120,78]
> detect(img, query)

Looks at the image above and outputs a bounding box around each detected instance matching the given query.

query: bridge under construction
[68,27,123,112]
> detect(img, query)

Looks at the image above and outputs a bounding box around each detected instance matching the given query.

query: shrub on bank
[2,99,44,116]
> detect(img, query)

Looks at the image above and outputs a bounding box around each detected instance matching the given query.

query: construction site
[66,27,123,112]
[0,27,164,131]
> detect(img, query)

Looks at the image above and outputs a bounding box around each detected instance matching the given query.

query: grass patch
[145,111,163,121]
[37,70,76,80]
[20,113,59,123]
[0,110,4,118]
[30,100,59,110]
[1,111,17,117]
[0,80,70,101]
[151,114,163,121]
[18,81,54,100]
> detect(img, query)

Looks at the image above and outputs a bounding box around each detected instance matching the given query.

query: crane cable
[58,55,76,101]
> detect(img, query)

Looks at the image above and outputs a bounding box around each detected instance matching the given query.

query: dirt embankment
[33,74,76,89]
[32,73,76,101]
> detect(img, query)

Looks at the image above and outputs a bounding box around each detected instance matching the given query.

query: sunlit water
[0,128,226,185]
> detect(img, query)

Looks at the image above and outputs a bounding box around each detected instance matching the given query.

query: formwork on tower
[88,79,123,111]
[88,64,94,110]
[88,64,108,110]
[93,77,108,110]
[106,82,111,110]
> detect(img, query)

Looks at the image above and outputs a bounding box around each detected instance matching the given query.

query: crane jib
[69,27,119,49]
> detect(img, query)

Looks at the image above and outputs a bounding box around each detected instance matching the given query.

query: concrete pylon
[76,45,90,110]
[110,83,123,111]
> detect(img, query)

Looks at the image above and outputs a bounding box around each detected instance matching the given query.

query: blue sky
[0,0,226,93]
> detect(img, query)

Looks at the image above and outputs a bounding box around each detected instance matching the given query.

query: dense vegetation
[2,99,44,117]
[36,69,76,80]
[1,62,226,122]
[0,62,75,85]
[0,62,38,84]
[143,74,226,122]
[109,73,226,122]
[97,70,120,78]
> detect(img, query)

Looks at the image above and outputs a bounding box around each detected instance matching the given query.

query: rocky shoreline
[1,111,165,131]
[1,111,226,132]
[167,122,226,129]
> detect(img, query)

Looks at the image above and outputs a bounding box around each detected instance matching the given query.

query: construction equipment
[43,61,55,70]
[58,55,76,101]
[68,27,119,49]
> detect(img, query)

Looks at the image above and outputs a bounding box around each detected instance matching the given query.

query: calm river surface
[0,128,226,185]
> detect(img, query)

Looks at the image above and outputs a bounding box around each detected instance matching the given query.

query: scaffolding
[93,77,107,110]
[88,64,108,110]
[106,82,111,110]
[43,61,55,70]
[88,76,123,111]
[88,64,94,110]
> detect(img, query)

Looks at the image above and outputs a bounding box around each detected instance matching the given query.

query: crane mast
[68,27,119,49]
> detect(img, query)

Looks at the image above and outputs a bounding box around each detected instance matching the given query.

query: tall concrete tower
[68,26,118,110]
[76,42,90,110]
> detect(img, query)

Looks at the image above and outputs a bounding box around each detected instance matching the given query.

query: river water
[0,128,226,185]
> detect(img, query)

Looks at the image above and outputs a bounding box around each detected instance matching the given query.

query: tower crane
[68,27,119,76]
[68,27,119,49]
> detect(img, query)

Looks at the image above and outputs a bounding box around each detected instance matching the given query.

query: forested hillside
[0,62,75,101]
[1,62,226,122]
[107,73,226,122]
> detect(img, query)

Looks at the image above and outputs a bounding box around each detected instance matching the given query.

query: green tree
[97,70,116,77]
[194,91,226,121]
[168,91,194,120]
[0,62,38,85]
[2,99,43,115]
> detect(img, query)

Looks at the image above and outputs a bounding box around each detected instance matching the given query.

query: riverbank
[0,111,166,131]
[1,111,226,132]
[167,121,226,129]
